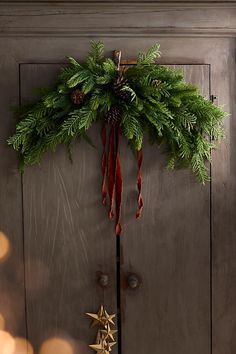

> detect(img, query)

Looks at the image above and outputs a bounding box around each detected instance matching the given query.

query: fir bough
[8,41,226,182]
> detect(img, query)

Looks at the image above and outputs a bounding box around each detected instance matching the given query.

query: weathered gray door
[1,3,236,354]
[18,62,210,354]
[20,64,117,353]
[120,65,211,354]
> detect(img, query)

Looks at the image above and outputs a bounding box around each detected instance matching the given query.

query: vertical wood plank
[120,65,211,354]
[211,40,236,354]
[20,64,117,353]
[0,54,26,338]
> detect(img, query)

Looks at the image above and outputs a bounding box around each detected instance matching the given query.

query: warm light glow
[0,330,15,354]
[12,337,34,354]
[39,337,74,354]
[0,232,10,262]
[0,314,5,330]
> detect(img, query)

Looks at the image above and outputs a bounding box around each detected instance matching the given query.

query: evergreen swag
[8,41,226,235]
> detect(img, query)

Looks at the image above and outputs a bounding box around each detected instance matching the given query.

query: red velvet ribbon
[115,127,122,236]
[101,126,107,206]
[101,125,123,235]
[107,127,115,220]
[136,148,144,218]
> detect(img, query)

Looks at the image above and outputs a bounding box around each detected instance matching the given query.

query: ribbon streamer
[101,126,107,206]
[136,149,144,218]
[115,127,122,236]
[102,125,141,235]
[107,127,116,220]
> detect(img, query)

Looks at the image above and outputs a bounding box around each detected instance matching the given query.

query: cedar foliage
[8,41,226,182]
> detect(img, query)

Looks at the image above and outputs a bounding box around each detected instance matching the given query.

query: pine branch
[62,106,97,136]
[67,69,93,88]
[67,56,82,69]
[121,109,143,150]
[88,41,105,63]
[137,44,161,64]
[7,41,227,184]
[121,86,137,102]
[59,66,80,83]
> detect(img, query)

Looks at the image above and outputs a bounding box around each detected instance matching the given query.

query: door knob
[127,274,140,289]
[97,273,109,288]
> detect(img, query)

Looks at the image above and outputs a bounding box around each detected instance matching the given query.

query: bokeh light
[0,314,5,330]
[0,330,15,354]
[12,337,34,354]
[0,232,10,262]
[39,337,74,354]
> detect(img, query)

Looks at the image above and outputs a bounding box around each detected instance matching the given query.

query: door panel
[20,64,117,352]
[120,65,211,354]
[0,61,26,339]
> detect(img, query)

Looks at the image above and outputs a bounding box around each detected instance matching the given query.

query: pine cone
[152,79,162,87]
[70,89,85,105]
[112,76,130,100]
[106,106,122,126]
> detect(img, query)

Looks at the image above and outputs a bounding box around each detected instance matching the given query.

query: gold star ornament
[105,341,116,352]
[103,309,116,326]
[86,305,117,354]
[89,342,109,354]
[89,339,116,354]
[86,305,105,328]
[86,305,116,328]
[100,324,117,341]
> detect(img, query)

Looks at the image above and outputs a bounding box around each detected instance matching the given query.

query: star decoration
[86,305,116,328]
[103,309,116,326]
[95,330,109,344]
[100,324,117,341]
[89,342,109,354]
[105,341,116,352]
[86,305,117,354]
[86,305,105,328]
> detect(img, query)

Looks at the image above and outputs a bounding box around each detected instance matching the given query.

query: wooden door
[20,64,209,354]
[1,3,236,354]
[4,59,211,354]
[20,63,117,353]
[120,65,211,354]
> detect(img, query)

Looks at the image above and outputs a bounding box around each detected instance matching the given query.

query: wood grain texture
[120,65,211,354]
[210,39,236,354]
[1,3,236,37]
[20,64,117,352]
[0,44,26,339]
